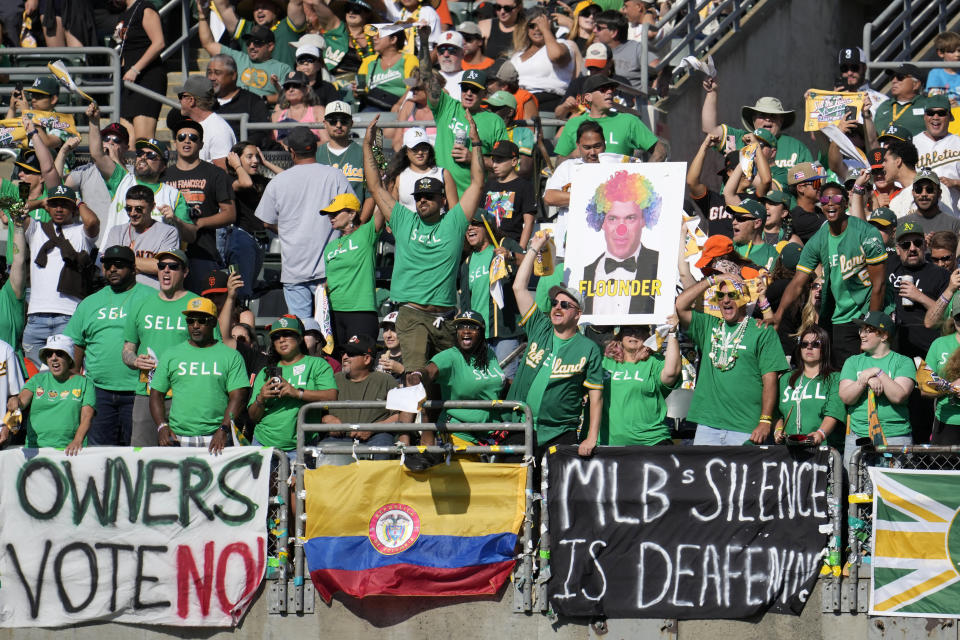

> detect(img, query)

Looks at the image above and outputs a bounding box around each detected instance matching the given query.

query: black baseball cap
[412,177,444,196]
[243,25,275,43]
[490,140,519,158]
[454,309,485,328]
[583,74,618,93]
[343,334,376,356]
[202,270,229,295]
[893,62,923,81]
[102,245,135,265]
[285,126,317,153]
[14,150,40,173]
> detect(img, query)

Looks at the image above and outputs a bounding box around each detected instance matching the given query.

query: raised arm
[533,14,571,65]
[686,134,717,199]
[926,270,960,328]
[848,171,870,220]
[197,3,224,56]
[362,115,398,221]
[85,103,119,178]
[660,331,681,386]
[24,116,60,191]
[418,26,443,109]
[701,77,722,137]
[675,271,740,328]
[512,231,549,316]
[722,163,744,207]
[457,110,485,221]
[8,222,26,299]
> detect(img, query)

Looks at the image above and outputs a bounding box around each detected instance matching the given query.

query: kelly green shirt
[734,240,779,271]
[105,164,191,224]
[925,335,960,425]
[685,310,789,434]
[431,346,505,443]
[840,350,916,437]
[466,244,495,333]
[357,53,418,98]
[64,283,155,392]
[321,21,350,71]
[796,216,887,324]
[324,218,379,313]
[24,372,95,448]
[554,111,657,157]
[389,202,468,307]
[600,355,678,446]
[431,91,507,194]
[506,307,603,445]
[249,355,337,450]
[776,371,845,450]
[714,124,814,187]
[151,340,249,437]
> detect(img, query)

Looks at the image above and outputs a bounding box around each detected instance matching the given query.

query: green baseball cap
[761,190,790,205]
[855,310,894,334]
[867,206,897,227]
[778,242,802,270]
[727,198,766,222]
[485,90,517,109]
[895,219,924,240]
[925,94,952,116]
[24,75,59,96]
[742,128,777,148]
[878,122,911,141]
[951,290,960,318]
[270,315,304,336]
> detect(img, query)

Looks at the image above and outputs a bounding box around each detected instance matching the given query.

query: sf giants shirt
[162,161,234,262]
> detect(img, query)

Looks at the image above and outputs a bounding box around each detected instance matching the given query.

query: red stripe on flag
[310,560,516,602]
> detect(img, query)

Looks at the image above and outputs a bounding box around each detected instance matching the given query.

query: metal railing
[265,448,293,614]
[158,0,193,81]
[291,399,535,615]
[863,0,960,90]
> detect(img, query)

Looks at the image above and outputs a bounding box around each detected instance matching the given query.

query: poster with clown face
[564,162,686,326]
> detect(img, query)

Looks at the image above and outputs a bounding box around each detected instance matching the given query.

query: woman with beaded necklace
[675,272,789,445]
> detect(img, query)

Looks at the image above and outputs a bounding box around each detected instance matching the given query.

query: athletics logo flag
[869,468,960,617]
[303,461,526,601]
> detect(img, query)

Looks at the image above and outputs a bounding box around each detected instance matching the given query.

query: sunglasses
[415,193,439,201]
[819,194,845,204]
[177,132,200,142]
[812,282,823,290]
[733,215,757,223]
[893,73,910,81]
[800,340,822,349]
[926,109,949,117]
[325,115,351,126]
[124,204,146,213]
[914,183,938,194]
[247,39,269,47]
[103,260,128,270]
[711,291,741,301]
[931,253,954,264]
[186,316,214,326]
[296,55,318,64]
[103,135,123,144]
[897,238,923,249]
[461,85,482,95]
[495,3,516,11]
[136,149,160,160]
[157,261,183,271]
[272,330,299,340]
[550,298,579,310]
[839,63,860,72]
[438,45,460,55]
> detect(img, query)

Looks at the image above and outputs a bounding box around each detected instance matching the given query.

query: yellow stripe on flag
[874,531,949,560]
[874,570,958,611]
[304,460,526,538]
[877,486,950,523]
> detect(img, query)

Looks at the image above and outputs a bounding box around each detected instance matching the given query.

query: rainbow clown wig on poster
[585,171,663,232]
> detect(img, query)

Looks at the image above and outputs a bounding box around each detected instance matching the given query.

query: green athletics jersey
[431,346,505,443]
[234,17,305,68]
[925,335,960,425]
[321,22,349,71]
[324,217,379,312]
[507,307,603,445]
[599,355,678,446]
[685,310,788,434]
[431,92,507,195]
[840,350,916,437]
[220,47,292,97]
[316,142,367,201]
[250,355,337,450]
[555,111,657,157]
[123,293,220,395]
[151,340,248,437]
[714,124,814,188]
[390,202,468,307]
[873,96,927,138]
[796,216,887,324]
[64,283,155,392]
[24,372,95,448]
[734,240,779,270]
[357,53,418,99]
[776,371,845,450]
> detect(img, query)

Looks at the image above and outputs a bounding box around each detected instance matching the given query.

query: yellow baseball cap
[321,192,361,213]
[181,297,218,318]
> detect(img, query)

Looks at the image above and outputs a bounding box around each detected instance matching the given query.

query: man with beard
[208,0,308,68]
[87,103,191,248]
[198,20,292,104]
[103,185,180,289]
[435,30,466,100]
[151,296,248,453]
[888,220,948,359]
[677,270,788,445]
[771,182,888,366]
[901,169,960,235]
[315,101,372,215]
[64,246,155,446]
[912,95,960,215]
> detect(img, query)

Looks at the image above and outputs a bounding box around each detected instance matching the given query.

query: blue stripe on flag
[304,532,518,571]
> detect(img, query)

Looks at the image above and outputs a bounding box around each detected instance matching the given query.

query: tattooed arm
[419,26,443,109]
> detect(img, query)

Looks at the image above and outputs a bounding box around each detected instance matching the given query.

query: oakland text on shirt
[369,67,403,88]
[176,360,223,376]
[828,239,883,285]
[579,278,662,298]
[523,342,587,379]
[917,147,960,169]
[143,314,188,331]
[327,160,363,182]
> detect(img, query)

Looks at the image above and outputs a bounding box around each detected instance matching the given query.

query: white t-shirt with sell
[26,220,96,315]
[913,131,960,216]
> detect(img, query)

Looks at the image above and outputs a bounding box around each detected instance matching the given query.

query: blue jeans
[223,227,266,303]
[315,431,395,465]
[282,279,322,322]
[693,423,755,446]
[88,387,136,446]
[490,337,521,380]
[22,313,71,366]
[843,432,913,472]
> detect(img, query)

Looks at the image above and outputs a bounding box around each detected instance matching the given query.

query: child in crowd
[481,140,535,248]
[926,31,960,106]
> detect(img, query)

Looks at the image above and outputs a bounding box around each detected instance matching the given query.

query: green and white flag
[869,468,960,617]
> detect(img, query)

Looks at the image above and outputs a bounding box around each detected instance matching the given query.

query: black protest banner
[546,446,831,619]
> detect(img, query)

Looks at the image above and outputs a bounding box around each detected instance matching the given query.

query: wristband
[298,388,304,401]
[26,129,38,138]
[759,414,773,422]
[851,184,866,195]
[816,428,827,439]
[774,425,784,432]
[157,422,169,432]
[707,275,716,286]
[758,419,772,425]
[219,423,232,435]
[940,294,950,305]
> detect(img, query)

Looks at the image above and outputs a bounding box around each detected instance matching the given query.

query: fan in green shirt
[208,0,308,68]
[599,325,681,446]
[150,297,249,453]
[729,199,780,270]
[323,193,383,314]
[923,331,960,438]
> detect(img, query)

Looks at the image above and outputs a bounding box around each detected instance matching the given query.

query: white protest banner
[0,447,273,627]
[564,162,686,326]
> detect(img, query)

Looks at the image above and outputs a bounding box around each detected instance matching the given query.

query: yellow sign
[0,110,79,148]
[803,90,865,131]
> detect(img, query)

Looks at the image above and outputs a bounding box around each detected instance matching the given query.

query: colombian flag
[304,460,527,601]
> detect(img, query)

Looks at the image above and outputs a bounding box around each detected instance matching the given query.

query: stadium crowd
[2,0,960,472]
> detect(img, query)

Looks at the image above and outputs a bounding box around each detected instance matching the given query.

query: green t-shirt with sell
[431,346,505,443]
[925,335,960,425]
[600,355,678,446]
[555,111,657,157]
[220,47,293,97]
[316,142,367,201]
[0,280,25,363]
[431,92,507,195]
[467,244,495,332]
[507,307,604,444]
[873,96,927,138]
[734,241,778,270]
[64,283,155,392]
[389,202,468,307]
[796,216,887,324]
[249,355,337,450]
[24,372,95,448]
[234,17,305,68]
[840,350,916,437]
[776,371,845,449]
[685,310,789,434]
[324,218,379,312]
[123,294,216,396]
[151,341,249,437]
[714,125,814,187]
